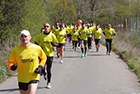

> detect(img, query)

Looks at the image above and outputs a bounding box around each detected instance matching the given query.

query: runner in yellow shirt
[77,25,81,49]
[55,24,67,63]
[79,23,90,57]
[87,24,93,50]
[50,25,55,34]
[35,23,58,89]
[93,24,102,52]
[34,28,45,45]
[8,30,46,94]
[67,23,74,44]
[71,26,79,51]
[92,23,96,44]
[103,24,116,55]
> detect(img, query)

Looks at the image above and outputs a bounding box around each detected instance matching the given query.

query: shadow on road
[87,54,107,56]
[0,86,50,93]
[0,88,19,92]
[38,86,50,89]
[63,56,82,58]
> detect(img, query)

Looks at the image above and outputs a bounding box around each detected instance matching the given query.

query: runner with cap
[8,30,46,94]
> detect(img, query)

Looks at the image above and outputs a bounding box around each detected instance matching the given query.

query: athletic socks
[81,48,84,53]
[85,47,87,53]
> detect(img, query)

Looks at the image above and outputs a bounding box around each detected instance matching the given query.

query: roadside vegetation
[102,30,140,81]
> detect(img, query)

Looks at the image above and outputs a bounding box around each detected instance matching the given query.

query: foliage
[46,0,76,24]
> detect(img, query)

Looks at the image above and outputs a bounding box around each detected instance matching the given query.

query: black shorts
[95,39,101,45]
[58,43,65,48]
[18,80,39,91]
[67,34,71,37]
[80,39,87,45]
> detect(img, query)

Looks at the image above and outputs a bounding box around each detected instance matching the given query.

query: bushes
[0,66,7,83]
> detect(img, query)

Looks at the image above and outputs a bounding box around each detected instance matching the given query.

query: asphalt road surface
[0,43,140,94]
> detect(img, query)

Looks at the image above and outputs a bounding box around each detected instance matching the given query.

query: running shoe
[106,52,109,55]
[60,59,63,63]
[57,54,60,58]
[96,48,99,52]
[81,53,84,57]
[46,83,51,89]
[108,53,111,56]
[78,46,80,49]
[74,49,76,51]
[84,53,87,57]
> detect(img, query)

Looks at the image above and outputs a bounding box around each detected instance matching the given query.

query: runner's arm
[8,61,17,71]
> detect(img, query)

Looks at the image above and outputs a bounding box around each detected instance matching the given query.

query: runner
[55,24,67,63]
[54,23,60,56]
[71,26,79,51]
[50,25,55,34]
[35,23,58,89]
[67,23,74,44]
[92,23,96,45]
[34,28,45,45]
[103,24,116,55]
[8,30,47,94]
[93,24,102,52]
[77,25,82,49]
[87,24,93,50]
[79,23,89,57]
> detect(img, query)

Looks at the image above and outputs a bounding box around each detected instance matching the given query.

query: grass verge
[101,33,140,82]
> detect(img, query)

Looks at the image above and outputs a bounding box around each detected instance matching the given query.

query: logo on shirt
[44,41,50,43]
[21,59,34,63]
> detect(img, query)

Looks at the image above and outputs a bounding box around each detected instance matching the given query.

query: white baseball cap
[20,30,31,36]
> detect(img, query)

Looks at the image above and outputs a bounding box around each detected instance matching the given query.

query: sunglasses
[44,25,50,27]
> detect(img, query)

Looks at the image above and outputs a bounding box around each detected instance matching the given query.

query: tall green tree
[130,0,140,16]
[47,0,76,24]
[0,0,23,44]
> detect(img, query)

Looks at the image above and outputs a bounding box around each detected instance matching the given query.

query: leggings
[105,39,112,53]
[45,56,53,83]
[72,41,78,47]
[88,37,92,48]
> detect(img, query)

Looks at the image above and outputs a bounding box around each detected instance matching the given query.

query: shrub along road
[0,43,140,94]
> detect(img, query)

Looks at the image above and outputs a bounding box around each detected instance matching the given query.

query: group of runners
[8,22,116,94]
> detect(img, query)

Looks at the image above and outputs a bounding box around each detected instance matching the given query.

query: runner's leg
[27,83,38,94]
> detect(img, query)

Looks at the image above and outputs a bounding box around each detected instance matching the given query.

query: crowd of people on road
[8,22,116,94]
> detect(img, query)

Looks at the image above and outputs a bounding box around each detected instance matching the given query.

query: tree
[0,0,24,44]
[47,0,76,24]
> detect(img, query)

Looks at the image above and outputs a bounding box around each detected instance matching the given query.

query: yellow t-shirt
[104,28,116,39]
[35,32,58,57]
[67,26,74,34]
[87,27,93,37]
[71,31,79,41]
[8,43,46,83]
[93,28,102,39]
[53,27,60,36]
[55,29,66,43]
[79,28,88,40]
[50,28,55,34]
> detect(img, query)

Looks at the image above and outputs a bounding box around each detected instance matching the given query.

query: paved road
[0,43,140,94]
